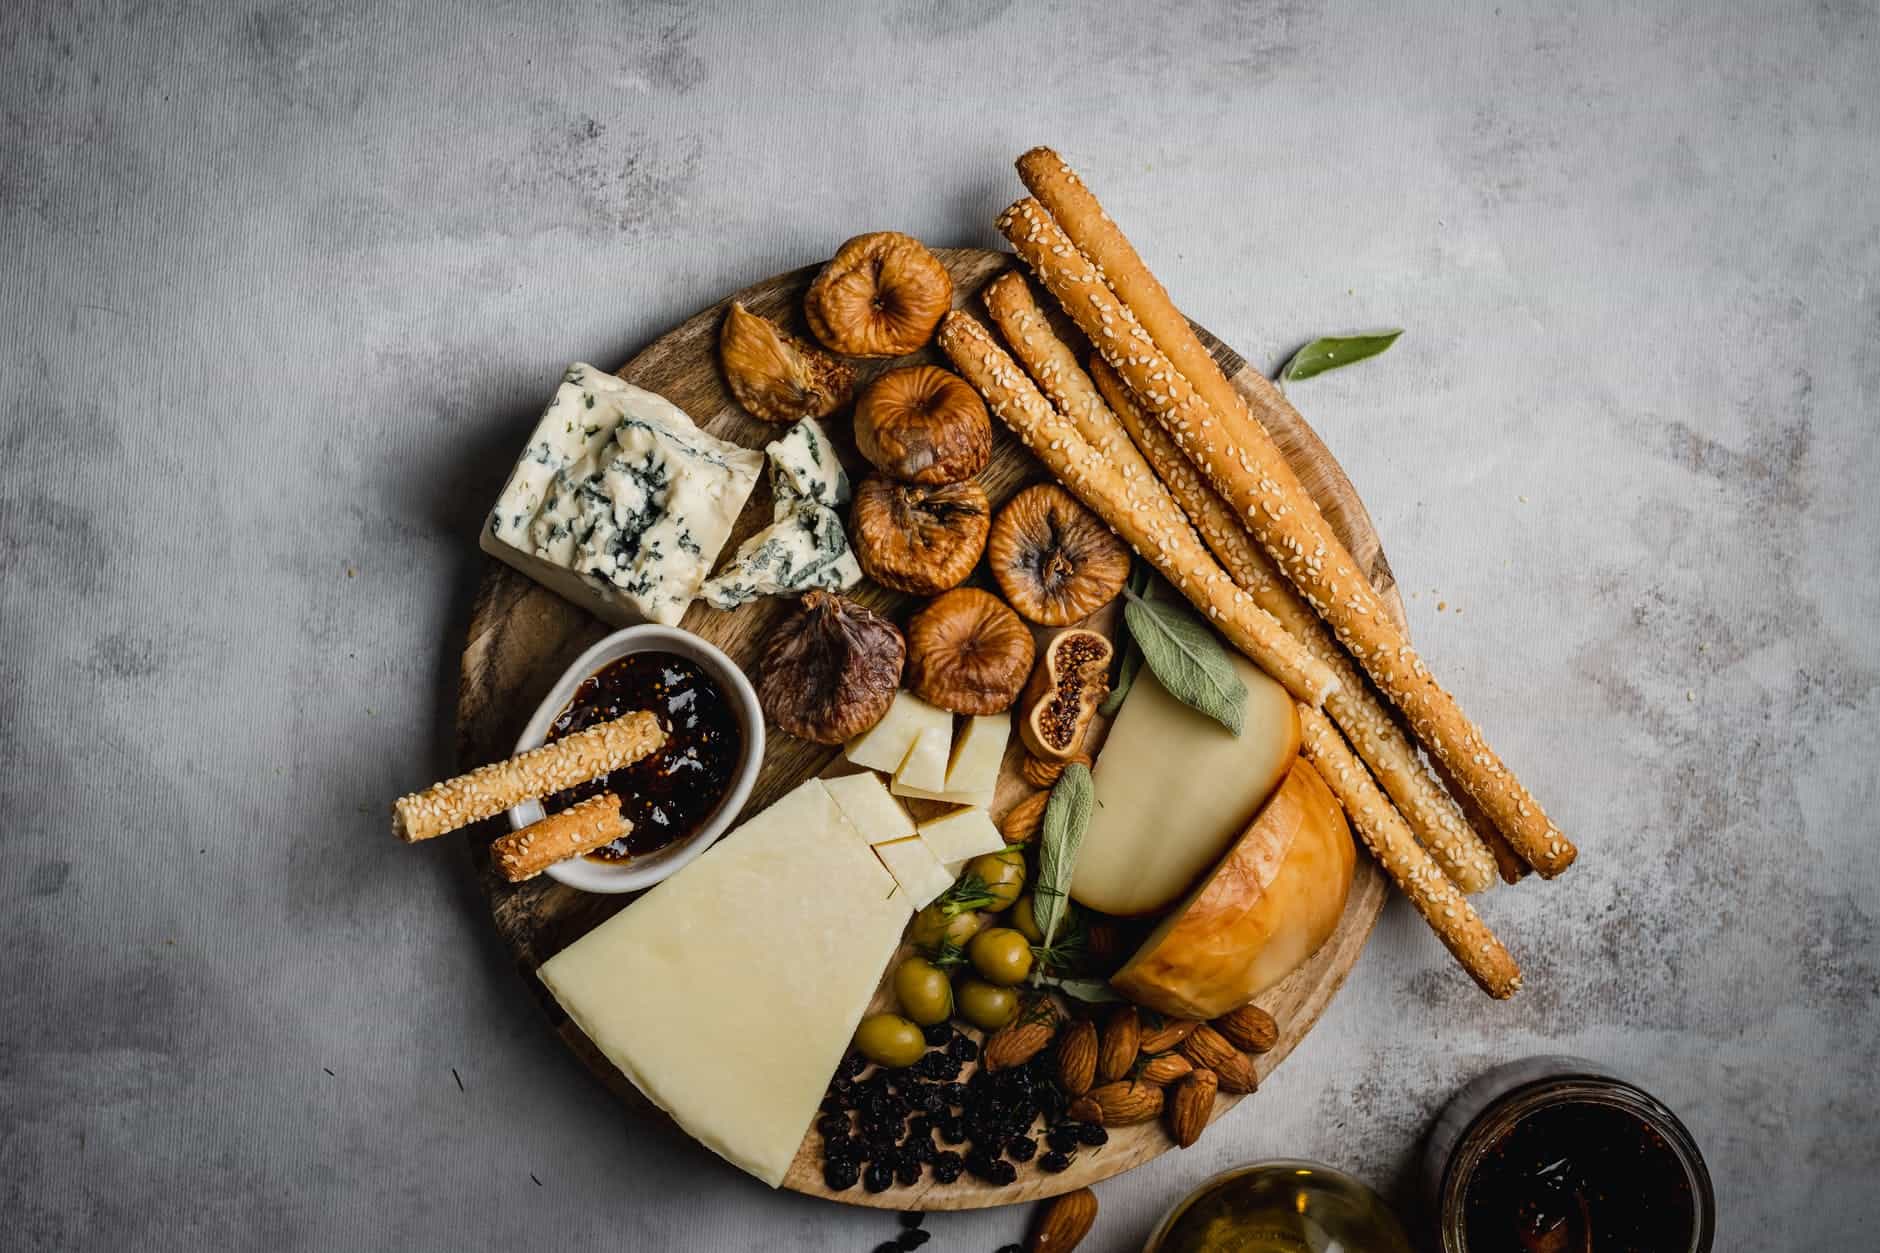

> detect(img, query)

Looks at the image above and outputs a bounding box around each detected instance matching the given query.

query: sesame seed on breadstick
[997,186,1574,879]
[491,793,630,882]
[392,711,665,843]
[936,310,1337,708]
[1089,356,1499,895]
[1295,703,1522,998]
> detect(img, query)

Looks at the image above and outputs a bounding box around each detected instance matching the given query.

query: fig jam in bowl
[509,626,763,894]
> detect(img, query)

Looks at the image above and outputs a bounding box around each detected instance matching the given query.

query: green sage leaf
[1099,559,1154,717]
[1036,975,1124,1006]
[1281,329,1402,382]
[1034,762,1093,950]
[1121,590,1248,735]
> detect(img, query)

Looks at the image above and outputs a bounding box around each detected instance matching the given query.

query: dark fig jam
[541,651,740,861]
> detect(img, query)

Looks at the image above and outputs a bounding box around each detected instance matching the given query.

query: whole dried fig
[1020,628,1114,760]
[988,484,1130,626]
[907,588,1035,715]
[850,475,990,596]
[718,301,855,423]
[853,365,991,485]
[756,590,905,744]
[804,231,953,358]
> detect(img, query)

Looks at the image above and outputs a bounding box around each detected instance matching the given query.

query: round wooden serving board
[454,248,1401,1210]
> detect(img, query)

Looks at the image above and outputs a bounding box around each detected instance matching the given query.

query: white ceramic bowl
[508,625,764,894]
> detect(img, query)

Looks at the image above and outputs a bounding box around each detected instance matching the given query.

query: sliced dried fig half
[854,365,990,484]
[718,301,855,423]
[988,484,1130,626]
[1019,628,1114,760]
[850,475,990,596]
[907,587,1036,715]
[756,590,905,744]
[804,232,953,358]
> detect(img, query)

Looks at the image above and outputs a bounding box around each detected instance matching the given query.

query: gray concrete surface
[4,1,1876,1248]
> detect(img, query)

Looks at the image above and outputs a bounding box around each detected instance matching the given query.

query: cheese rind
[822,771,916,846]
[873,835,957,908]
[536,779,908,1187]
[846,691,949,775]
[944,714,1010,796]
[484,364,763,625]
[916,807,1006,870]
[1071,653,1301,916]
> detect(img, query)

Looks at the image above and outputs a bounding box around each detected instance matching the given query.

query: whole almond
[1066,1095,1101,1124]
[1096,1005,1140,1083]
[1082,919,1120,961]
[1137,1052,1193,1086]
[1000,791,1050,844]
[1027,1187,1098,1251]
[1056,1020,1098,1096]
[1214,1004,1280,1054]
[1085,1080,1163,1125]
[1179,1024,1258,1094]
[985,1016,1058,1071]
[1139,1017,1200,1054]
[1167,1068,1219,1148]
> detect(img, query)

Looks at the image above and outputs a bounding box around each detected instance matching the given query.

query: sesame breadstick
[1295,703,1522,998]
[392,711,665,843]
[997,191,1574,879]
[936,310,1337,708]
[490,793,630,882]
[1089,356,1499,895]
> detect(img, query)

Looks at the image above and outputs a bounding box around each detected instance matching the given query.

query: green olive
[853,1013,926,1068]
[909,904,986,953]
[1011,894,1045,945]
[966,847,1027,911]
[968,926,1035,986]
[955,977,1019,1031]
[893,957,954,1026]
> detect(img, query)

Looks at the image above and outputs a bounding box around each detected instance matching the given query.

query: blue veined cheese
[764,417,848,513]
[697,499,862,610]
[482,364,762,626]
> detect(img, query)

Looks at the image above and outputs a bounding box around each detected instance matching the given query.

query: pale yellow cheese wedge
[847,690,948,775]
[945,714,1010,795]
[536,779,909,1187]
[889,781,996,809]
[822,770,915,846]
[892,719,953,794]
[873,834,955,908]
[1071,654,1301,916]
[917,807,1006,872]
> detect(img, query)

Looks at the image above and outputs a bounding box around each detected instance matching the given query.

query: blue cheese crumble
[698,416,863,611]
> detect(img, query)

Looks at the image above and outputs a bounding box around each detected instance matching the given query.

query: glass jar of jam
[1423,1057,1715,1252]
[1144,1160,1415,1253]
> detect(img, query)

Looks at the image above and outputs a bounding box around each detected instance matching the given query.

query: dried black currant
[1006,1135,1037,1162]
[894,1157,921,1186]
[1076,1122,1108,1147]
[931,1151,963,1184]
[922,1022,953,1047]
[898,1231,931,1249]
[824,1160,860,1190]
[947,1035,979,1062]
[1039,1150,1072,1173]
[864,1161,894,1193]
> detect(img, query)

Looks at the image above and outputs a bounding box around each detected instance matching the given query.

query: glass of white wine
[1143,1160,1415,1253]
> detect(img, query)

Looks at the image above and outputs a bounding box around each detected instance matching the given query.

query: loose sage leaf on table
[1281,329,1403,382]
[1099,559,1154,717]
[1033,762,1093,949]
[1121,589,1248,735]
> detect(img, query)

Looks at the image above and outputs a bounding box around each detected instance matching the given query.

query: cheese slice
[822,771,915,846]
[845,691,949,775]
[945,714,1010,796]
[1071,653,1301,917]
[890,781,996,809]
[873,835,956,908]
[916,807,1006,872]
[892,721,953,794]
[536,779,909,1187]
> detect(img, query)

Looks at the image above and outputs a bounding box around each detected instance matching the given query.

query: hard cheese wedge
[891,720,953,794]
[944,714,1010,796]
[916,807,1005,873]
[822,771,915,847]
[846,691,950,775]
[1071,653,1301,916]
[536,778,909,1188]
[873,835,956,909]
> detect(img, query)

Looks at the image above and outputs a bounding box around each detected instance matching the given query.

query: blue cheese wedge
[697,500,861,610]
[482,364,762,626]
[765,417,848,511]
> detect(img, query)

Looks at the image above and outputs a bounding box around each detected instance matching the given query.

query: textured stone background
[4,1,1876,1249]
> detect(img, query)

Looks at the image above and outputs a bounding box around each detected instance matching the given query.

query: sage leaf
[1281,329,1402,382]
[1099,559,1154,717]
[1037,975,1124,1006]
[1034,762,1093,949]
[1122,590,1248,735]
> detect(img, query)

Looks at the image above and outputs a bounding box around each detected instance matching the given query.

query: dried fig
[907,588,1035,715]
[756,590,905,744]
[988,484,1130,626]
[854,365,990,484]
[850,475,989,596]
[1020,628,1114,761]
[804,231,953,358]
[718,301,855,423]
